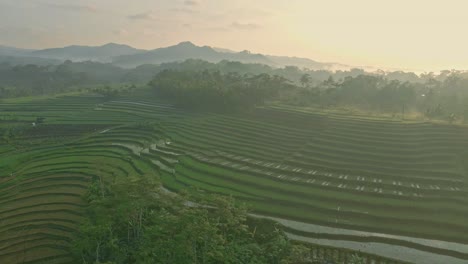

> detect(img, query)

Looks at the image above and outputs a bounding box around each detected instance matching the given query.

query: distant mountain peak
[27,42,144,62]
[102,42,125,47]
[100,43,140,50]
[168,41,216,53]
[176,41,196,47]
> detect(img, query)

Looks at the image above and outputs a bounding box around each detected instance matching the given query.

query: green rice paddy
[1,90,468,263]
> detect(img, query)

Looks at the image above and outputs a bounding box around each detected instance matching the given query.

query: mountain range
[0,41,349,70]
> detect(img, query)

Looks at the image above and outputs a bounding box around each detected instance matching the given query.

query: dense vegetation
[291,73,468,122]
[148,65,468,123]
[73,175,302,264]
[150,70,291,110]
[3,57,468,117]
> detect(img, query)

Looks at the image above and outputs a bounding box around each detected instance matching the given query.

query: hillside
[112,41,348,70]
[1,88,468,263]
[0,46,61,66]
[112,41,275,68]
[30,43,144,62]
[0,55,62,66]
[0,45,35,56]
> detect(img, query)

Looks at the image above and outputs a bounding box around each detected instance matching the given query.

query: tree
[348,254,366,264]
[300,74,311,88]
[72,175,296,264]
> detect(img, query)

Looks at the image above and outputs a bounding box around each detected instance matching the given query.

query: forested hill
[2,57,468,97]
[2,58,468,124]
[148,69,468,123]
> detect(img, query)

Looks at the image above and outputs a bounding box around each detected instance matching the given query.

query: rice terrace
[1,84,468,263]
[3,1,468,263]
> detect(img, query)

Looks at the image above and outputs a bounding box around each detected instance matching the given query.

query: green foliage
[1,123,29,145]
[281,244,312,264]
[0,61,132,99]
[300,74,311,87]
[93,86,120,99]
[282,72,468,123]
[348,254,366,264]
[0,63,89,98]
[35,117,46,124]
[72,175,296,264]
[150,70,291,111]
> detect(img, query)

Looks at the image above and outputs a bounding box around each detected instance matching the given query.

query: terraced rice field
[1,92,468,263]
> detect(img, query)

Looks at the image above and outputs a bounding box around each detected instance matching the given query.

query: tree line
[149,70,293,111]
[149,68,468,122]
[4,58,468,100]
[292,73,468,122]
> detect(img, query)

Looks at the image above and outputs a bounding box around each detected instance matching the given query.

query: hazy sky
[0,0,467,71]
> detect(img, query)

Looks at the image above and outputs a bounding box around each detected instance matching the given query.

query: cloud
[143,28,158,37]
[184,0,200,6]
[232,8,272,17]
[127,12,157,20]
[208,8,271,22]
[43,3,97,13]
[230,22,260,30]
[113,29,129,36]
[170,7,197,14]
[206,26,230,32]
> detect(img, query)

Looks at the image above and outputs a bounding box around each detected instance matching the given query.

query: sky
[0,0,467,72]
